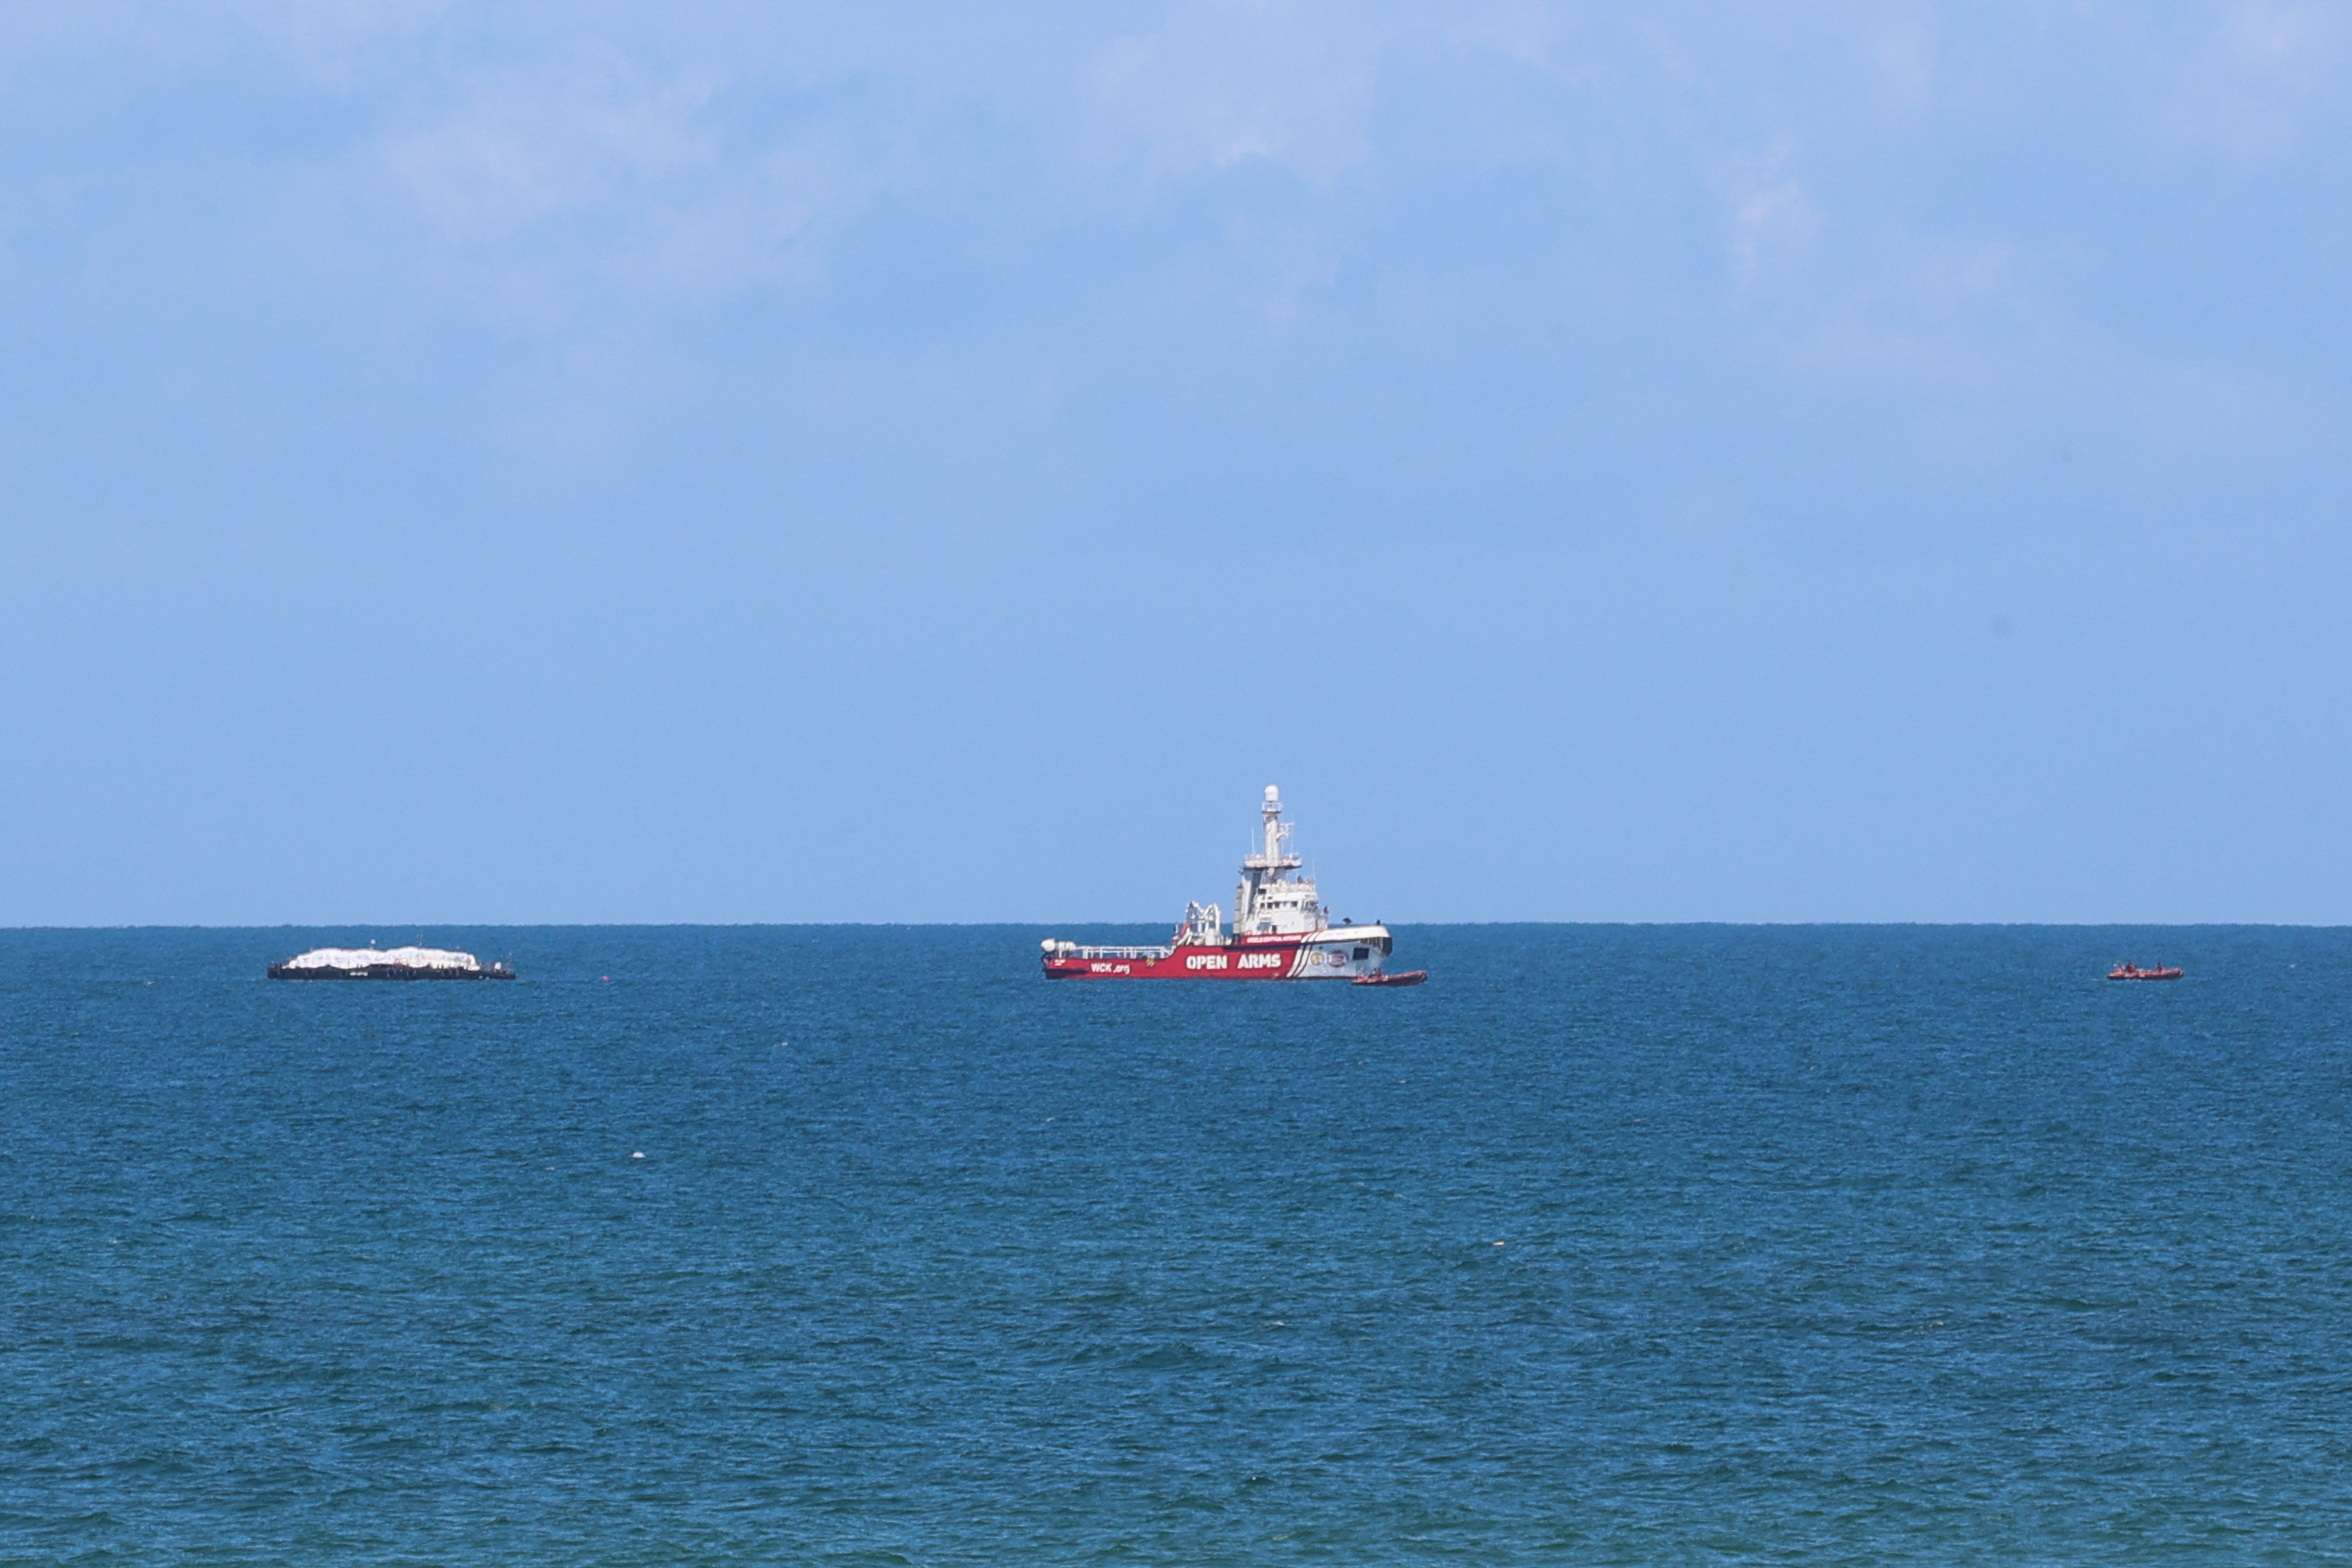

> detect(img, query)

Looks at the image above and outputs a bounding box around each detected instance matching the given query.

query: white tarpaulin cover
[281,946,481,972]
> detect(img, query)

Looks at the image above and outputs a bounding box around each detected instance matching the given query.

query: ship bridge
[1235,785,1327,937]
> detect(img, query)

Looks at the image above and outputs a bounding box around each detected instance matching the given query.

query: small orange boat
[1355,969,1428,987]
[2107,963,2182,982]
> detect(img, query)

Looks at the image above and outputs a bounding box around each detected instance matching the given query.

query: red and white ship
[1041,785,1397,981]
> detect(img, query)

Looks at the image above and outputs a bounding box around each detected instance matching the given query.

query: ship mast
[1234,784,1303,931]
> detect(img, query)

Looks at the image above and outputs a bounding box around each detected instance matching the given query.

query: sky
[3,1,2347,925]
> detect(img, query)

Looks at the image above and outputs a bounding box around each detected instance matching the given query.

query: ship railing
[1063,943,1174,961]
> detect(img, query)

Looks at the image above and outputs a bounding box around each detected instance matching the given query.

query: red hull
[2107,965,2183,981]
[1043,939,1353,980]
[1353,969,1428,987]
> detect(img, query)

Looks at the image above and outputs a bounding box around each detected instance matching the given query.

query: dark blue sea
[5,925,2350,1564]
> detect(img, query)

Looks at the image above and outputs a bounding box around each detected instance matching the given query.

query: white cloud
[1086,3,1390,183]
[380,54,715,239]
[1865,3,1937,117]
[8,0,2335,511]
[612,146,832,299]
[1078,1,1625,185]
[1720,143,1818,286]
[220,0,453,81]
[2169,0,2344,158]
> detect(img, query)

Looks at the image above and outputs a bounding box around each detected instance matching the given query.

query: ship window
[1352,946,1369,962]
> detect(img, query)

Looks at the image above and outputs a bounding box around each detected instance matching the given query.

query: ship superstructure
[1041,786,1395,980]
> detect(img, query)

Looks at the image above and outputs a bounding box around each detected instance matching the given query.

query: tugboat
[2106,962,2183,982]
[268,945,514,980]
[1041,785,1401,981]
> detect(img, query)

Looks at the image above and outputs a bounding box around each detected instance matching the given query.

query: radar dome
[1264,784,1280,801]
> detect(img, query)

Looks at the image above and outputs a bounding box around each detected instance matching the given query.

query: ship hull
[1042,930,1389,981]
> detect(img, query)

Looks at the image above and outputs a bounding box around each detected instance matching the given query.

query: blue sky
[4,1,2346,924]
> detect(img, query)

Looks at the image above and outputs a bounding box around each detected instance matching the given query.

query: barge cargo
[267,945,514,980]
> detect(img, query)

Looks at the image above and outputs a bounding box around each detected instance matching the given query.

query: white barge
[267,945,514,981]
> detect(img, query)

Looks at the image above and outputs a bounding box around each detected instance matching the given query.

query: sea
[4,924,2349,1565]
